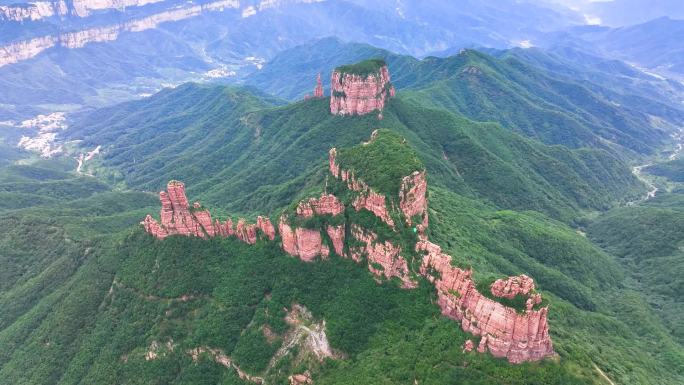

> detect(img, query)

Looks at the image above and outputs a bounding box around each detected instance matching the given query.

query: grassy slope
[0,168,680,384]
[69,85,643,222]
[243,40,684,155]
[588,192,684,345]
[645,158,684,182]
[400,50,669,154]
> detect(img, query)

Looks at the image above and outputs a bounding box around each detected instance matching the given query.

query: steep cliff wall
[0,0,240,67]
[328,146,396,227]
[329,59,395,117]
[0,0,187,22]
[141,180,274,243]
[418,240,553,363]
[142,131,555,364]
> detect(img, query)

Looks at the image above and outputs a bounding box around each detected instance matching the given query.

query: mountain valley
[1,3,683,384]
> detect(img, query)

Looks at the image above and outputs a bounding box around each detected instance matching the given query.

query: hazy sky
[541,0,684,26]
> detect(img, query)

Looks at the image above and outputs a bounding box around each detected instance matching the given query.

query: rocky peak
[142,131,554,364]
[296,194,344,217]
[329,59,395,117]
[314,73,324,98]
[141,180,273,243]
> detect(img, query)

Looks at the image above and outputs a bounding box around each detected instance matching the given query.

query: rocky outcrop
[296,194,344,217]
[289,372,313,385]
[186,346,264,384]
[142,180,273,244]
[0,36,57,67]
[399,170,428,227]
[328,146,396,227]
[59,25,121,49]
[304,73,325,100]
[279,218,328,262]
[352,191,395,227]
[0,0,165,22]
[350,225,416,288]
[72,0,165,18]
[418,240,554,364]
[314,73,324,98]
[141,181,208,239]
[280,192,345,261]
[329,62,395,116]
[326,225,345,256]
[490,275,535,299]
[143,131,554,364]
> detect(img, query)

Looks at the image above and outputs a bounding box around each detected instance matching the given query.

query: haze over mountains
[0,1,683,385]
[1,0,683,124]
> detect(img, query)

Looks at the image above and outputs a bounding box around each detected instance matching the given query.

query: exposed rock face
[143,131,554,364]
[141,181,210,238]
[0,0,164,22]
[418,240,554,364]
[289,373,313,385]
[350,225,416,288]
[326,225,345,256]
[0,0,240,67]
[141,180,272,244]
[186,346,264,384]
[0,1,67,22]
[399,170,428,227]
[329,64,394,116]
[314,73,324,98]
[71,0,165,18]
[236,219,258,244]
[352,191,395,227]
[257,216,276,241]
[279,218,328,262]
[0,36,57,67]
[296,194,344,217]
[490,274,535,299]
[329,146,396,227]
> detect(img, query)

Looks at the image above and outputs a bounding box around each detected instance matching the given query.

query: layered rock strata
[328,147,396,227]
[279,220,329,262]
[141,180,274,243]
[417,240,553,363]
[142,133,554,364]
[0,0,165,22]
[0,0,240,67]
[350,225,416,288]
[329,63,395,116]
[490,274,535,299]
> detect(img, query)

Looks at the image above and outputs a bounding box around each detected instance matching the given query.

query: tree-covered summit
[334,58,387,77]
[335,129,423,197]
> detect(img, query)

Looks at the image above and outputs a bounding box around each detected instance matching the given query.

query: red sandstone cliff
[417,240,553,363]
[329,65,395,117]
[296,194,344,217]
[279,193,346,261]
[328,146,397,228]
[314,73,324,98]
[142,133,555,364]
[399,170,428,227]
[279,217,330,262]
[350,225,416,289]
[141,181,273,244]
